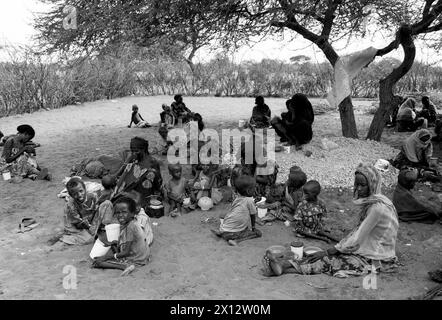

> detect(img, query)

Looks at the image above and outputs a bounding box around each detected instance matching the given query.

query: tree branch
[321,0,342,38]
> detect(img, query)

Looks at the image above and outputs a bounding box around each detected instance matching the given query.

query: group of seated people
[3,93,441,282]
[247,94,315,150]
[389,95,439,132]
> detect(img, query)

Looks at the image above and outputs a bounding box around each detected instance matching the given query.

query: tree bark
[338,96,359,138]
[366,25,416,141]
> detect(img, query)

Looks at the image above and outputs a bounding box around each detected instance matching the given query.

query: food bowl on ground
[266,245,286,257]
[303,246,325,255]
[198,196,214,211]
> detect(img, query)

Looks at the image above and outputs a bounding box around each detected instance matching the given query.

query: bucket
[89,238,110,259]
[105,223,120,242]
[2,171,11,181]
[257,208,267,219]
[284,146,291,154]
[290,241,304,260]
[238,119,245,128]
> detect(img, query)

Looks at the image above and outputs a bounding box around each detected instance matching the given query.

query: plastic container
[290,241,304,260]
[2,171,11,181]
[105,224,120,242]
[256,197,267,218]
[284,146,291,154]
[238,119,245,128]
[89,238,110,259]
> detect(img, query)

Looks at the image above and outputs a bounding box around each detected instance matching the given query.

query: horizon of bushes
[1,46,442,117]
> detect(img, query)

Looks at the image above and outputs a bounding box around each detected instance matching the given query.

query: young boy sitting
[160,104,175,126]
[211,175,262,246]
[128,104,151,128]
[60,177,99,245]
[92,196,150,276]
[293,180,338,243]
[163,163,189,217]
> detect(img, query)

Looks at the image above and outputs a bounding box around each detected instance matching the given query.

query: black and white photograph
[0,0,442,304]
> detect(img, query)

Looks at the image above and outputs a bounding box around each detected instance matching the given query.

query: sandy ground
[0,96,441,300]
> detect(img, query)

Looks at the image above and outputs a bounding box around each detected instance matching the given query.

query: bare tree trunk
[338,96,359,138]
[366,25,416,141]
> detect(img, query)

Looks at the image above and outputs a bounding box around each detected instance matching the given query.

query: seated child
[163,163,189,217]
[189,163,223,207]
[92,196,150,277]
[392,168,440,223]
[98,175,117,205]
[260,169,307,223]
[255,159,279,197]
[128,104,150,128]
[293,180,338,243]
[211,175,262,246]
[160,104,175,126]
[60,177,99,245]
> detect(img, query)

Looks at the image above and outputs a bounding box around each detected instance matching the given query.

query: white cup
[238,119,245,128]
[290,241,304,260]
[257,207,267,218]
[2,171,11,181]
[284,146,291,154]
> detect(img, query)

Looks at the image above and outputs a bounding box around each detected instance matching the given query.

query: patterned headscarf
[353,164,397,220]
[403,129,432,163]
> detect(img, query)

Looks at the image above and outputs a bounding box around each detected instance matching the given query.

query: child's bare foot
[228,240,238,246]
[120,265,135,277]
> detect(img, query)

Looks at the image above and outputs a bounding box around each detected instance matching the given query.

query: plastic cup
[257,208,267,218]
[105,223,120,242]
[238,120,245,128]
[290,241,304,260]
[284,146,291,154]
[89,238,110,259]
[2,171,11,181]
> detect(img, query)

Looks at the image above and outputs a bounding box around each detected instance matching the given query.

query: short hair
[66,177,86,194]
[287,171,307,190]
[101,175,116,189]
[174,94,182,101]
[132,104,138,110]
[17,124,35,140]
[235,175,256,197]
[303,180,321,195]
[114,196,137,214]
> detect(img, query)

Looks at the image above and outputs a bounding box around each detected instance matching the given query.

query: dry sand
[0,96,441,300]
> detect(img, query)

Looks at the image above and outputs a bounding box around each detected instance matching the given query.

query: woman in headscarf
[397,98,427,132]
[392,168,440,223]
[271,93,314,150]
[249,96,271,129]
[418,96,437,125]
[262,164,399,277]
[391,129,434,172]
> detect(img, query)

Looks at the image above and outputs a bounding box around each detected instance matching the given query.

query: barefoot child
[92,196,150,276]
[164,163,189,217]
[293,180,338,243]
[128,104,150,128]
[60,177,99,245]
[212,175,262,246]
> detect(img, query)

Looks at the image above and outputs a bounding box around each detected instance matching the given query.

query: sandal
[18,218,39,233]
